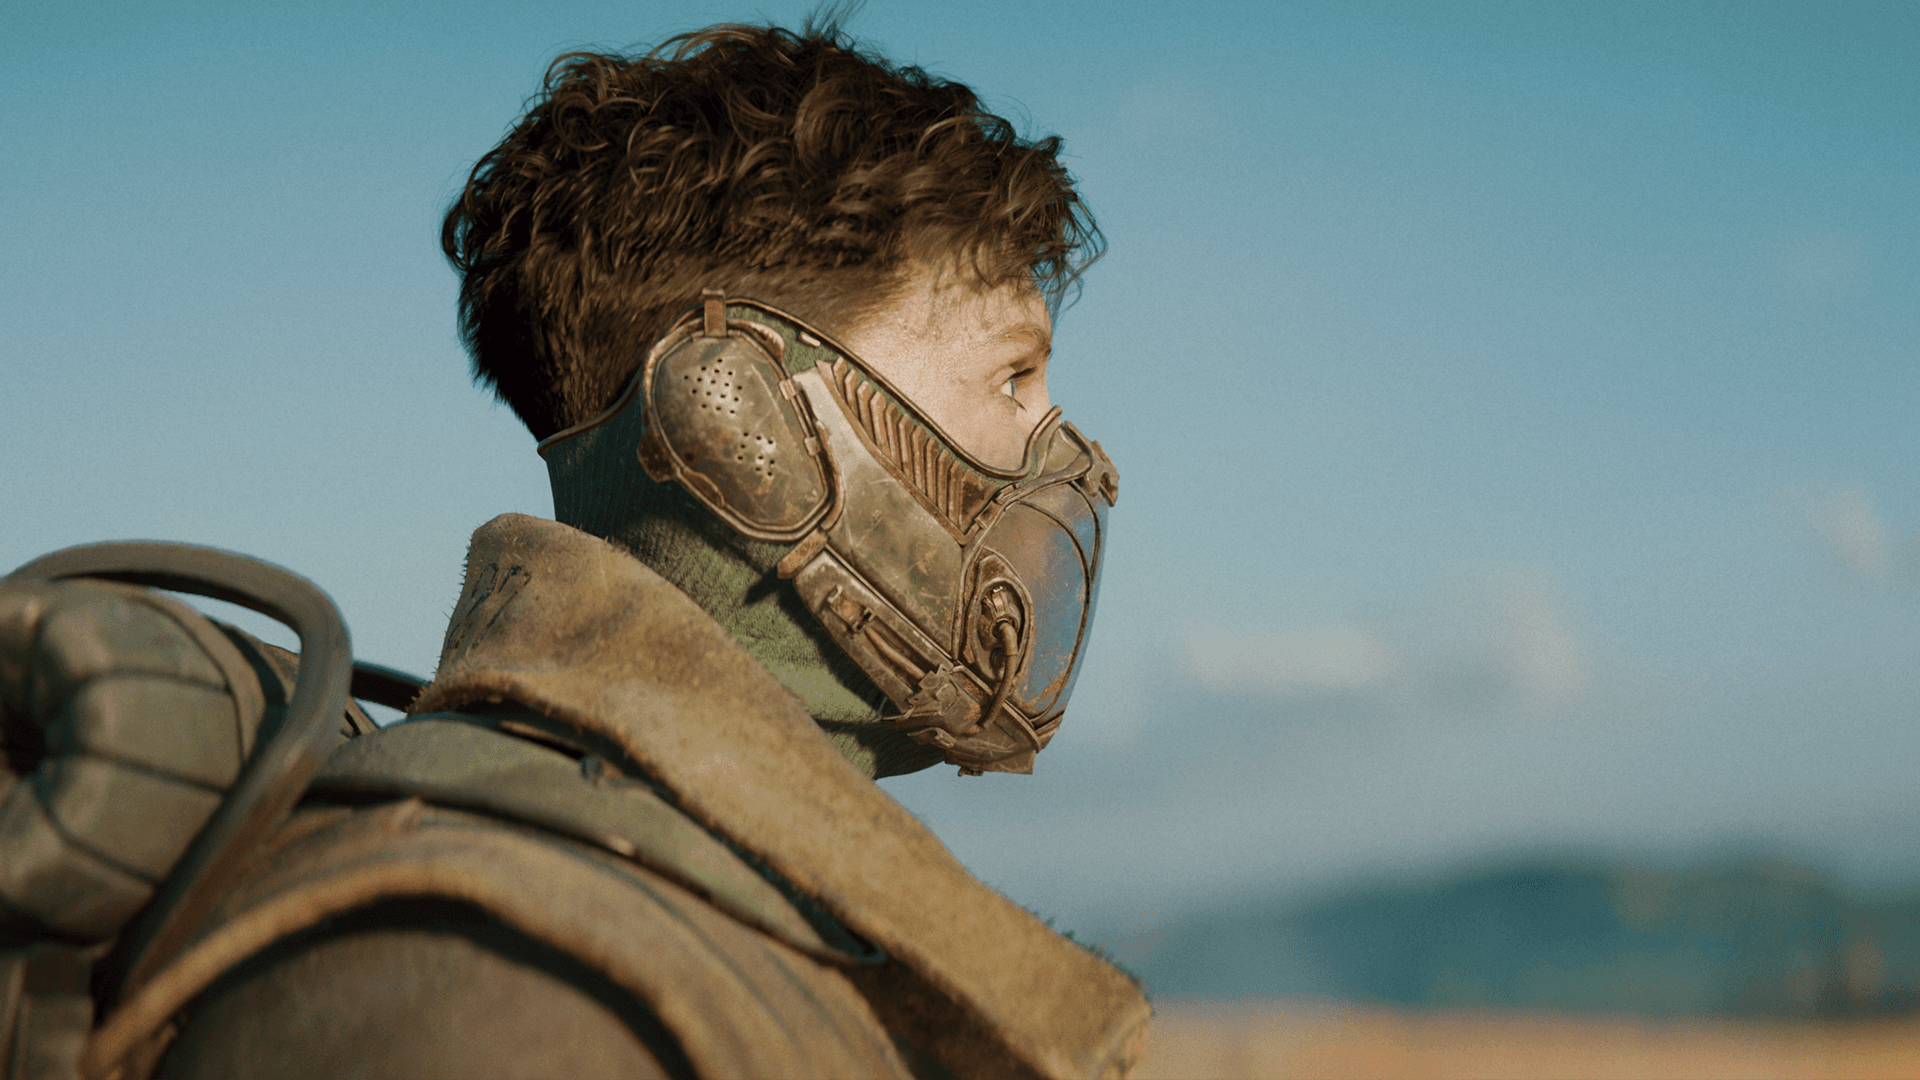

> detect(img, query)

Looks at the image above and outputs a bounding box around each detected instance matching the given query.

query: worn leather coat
[78,514,1149,1079]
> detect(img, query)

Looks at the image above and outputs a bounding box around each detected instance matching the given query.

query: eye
[1002,374,1018,399]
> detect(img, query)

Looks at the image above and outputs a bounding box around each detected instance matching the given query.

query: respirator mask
[541,292,1117,775]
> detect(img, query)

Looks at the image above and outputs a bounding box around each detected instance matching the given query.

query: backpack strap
[84,798,909,1080]
[304,714,879,966]
[1,944,93,1080]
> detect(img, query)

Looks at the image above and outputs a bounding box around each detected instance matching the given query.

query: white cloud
[1786,482,1901,580]
[1186,625,1393,696]
[1184,570,1592,718]
[1502,581,1591,706]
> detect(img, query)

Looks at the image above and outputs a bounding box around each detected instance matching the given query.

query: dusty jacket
[89,515,1149,1080]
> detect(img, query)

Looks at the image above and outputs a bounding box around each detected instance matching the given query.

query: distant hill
[1123,859,1920,1019]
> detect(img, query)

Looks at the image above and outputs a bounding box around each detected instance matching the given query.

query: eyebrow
[1002,322,1053,362]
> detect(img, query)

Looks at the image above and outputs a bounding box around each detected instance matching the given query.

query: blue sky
[5,2,1917,939]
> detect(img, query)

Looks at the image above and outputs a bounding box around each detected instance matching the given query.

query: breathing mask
[539,292,1117,775]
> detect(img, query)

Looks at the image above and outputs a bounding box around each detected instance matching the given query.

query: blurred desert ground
[1111,857,1920,1078]
[1132,1001,1920,1080]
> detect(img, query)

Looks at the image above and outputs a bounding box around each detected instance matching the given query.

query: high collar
[411,514,1149,1080]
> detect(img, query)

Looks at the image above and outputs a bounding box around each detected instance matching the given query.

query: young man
[0,19,1144,1079]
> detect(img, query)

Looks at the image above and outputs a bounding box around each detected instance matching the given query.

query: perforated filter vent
[643,334,830,540]
[682,361,780,476]
[684,361,742,418]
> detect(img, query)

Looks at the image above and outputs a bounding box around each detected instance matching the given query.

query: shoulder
[161,894,693,1080]
[120,720,909,1080]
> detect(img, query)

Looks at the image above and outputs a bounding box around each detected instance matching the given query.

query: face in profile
[840,263,1054,473]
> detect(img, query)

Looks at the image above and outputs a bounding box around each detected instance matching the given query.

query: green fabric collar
[542,395,943,779]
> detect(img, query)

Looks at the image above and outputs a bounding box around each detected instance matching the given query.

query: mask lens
[977,481,1105,719]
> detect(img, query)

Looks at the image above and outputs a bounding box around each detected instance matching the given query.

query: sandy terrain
[1132,1000,1920,1079]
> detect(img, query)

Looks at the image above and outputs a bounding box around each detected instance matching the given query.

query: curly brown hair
[442,17,1103,440]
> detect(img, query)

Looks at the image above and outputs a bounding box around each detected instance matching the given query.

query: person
[0,16,1146,1080]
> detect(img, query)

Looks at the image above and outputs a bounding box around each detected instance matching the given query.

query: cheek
[915,390,1029,470]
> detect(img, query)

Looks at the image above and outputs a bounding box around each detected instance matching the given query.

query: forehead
[872,262,1051,351]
